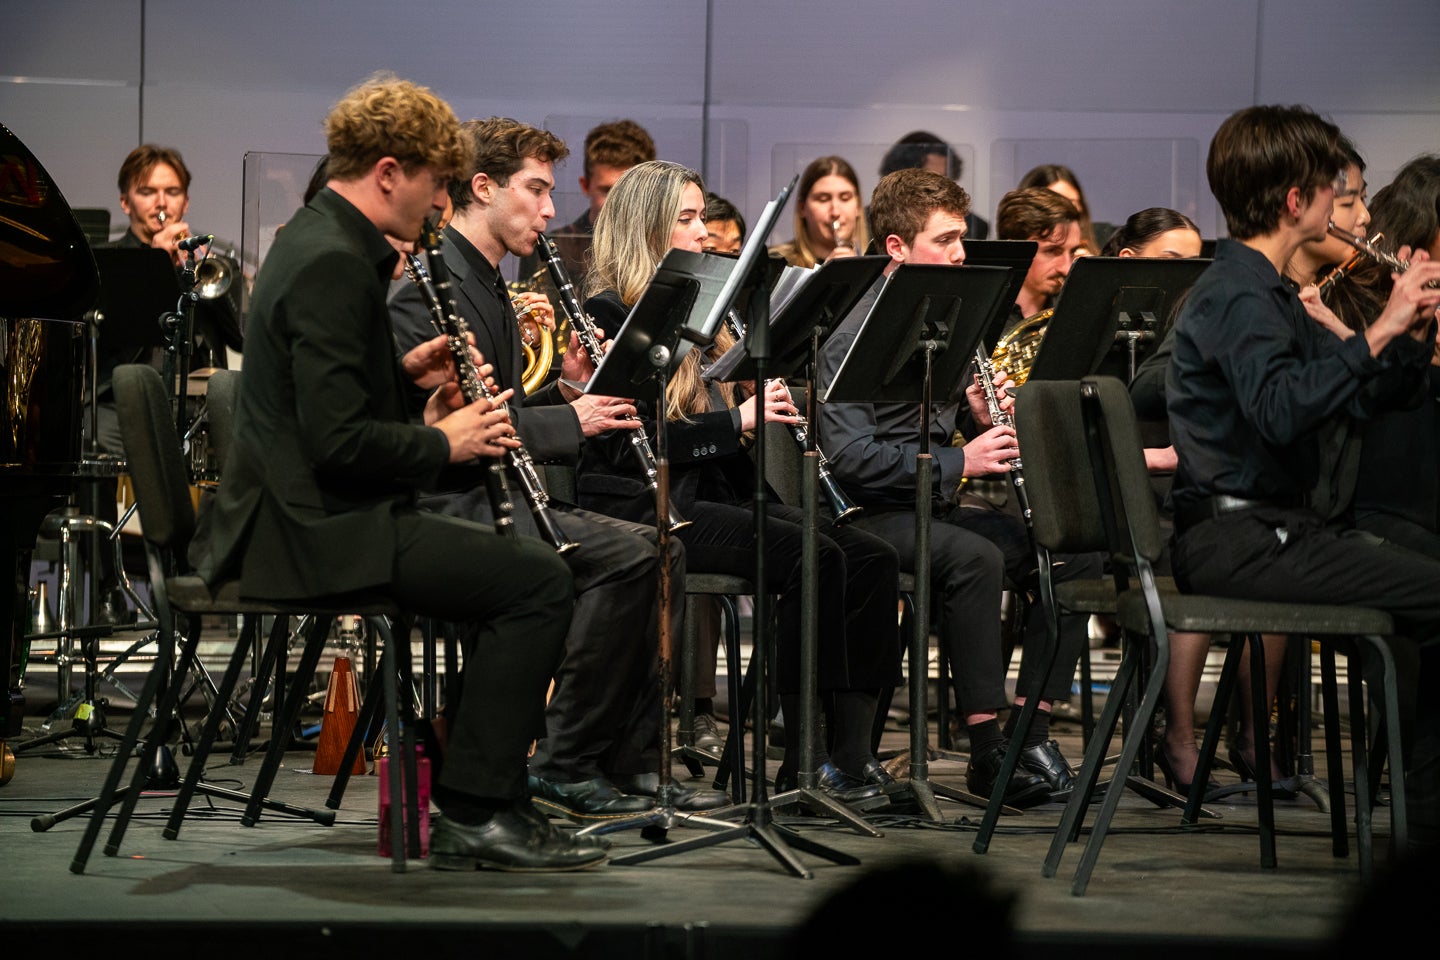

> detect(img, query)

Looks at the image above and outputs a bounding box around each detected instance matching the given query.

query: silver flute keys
[534,233,690,532]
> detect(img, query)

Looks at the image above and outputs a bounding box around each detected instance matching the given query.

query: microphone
[177,234,213,252]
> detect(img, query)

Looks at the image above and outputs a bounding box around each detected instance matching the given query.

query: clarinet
[972,346,1033,530]
[411,225,578,554]
[535,233,690,532]
[724,310,861,524]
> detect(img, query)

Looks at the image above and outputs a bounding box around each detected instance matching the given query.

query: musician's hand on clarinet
[571,393,641,436]
[738,379,800,432]
[403,333,485,389]
[967,365,1015,427]
[960,424,1019,478]
[559,325,604,389]
[436,388,521,462]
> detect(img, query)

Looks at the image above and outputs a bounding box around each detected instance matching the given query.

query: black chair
[1046,376,1406,894]
[71,364,419,875]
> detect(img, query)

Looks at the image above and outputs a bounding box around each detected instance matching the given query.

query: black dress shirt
[1166,238,1429,514]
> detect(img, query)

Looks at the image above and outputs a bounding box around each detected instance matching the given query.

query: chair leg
[240,616,330,827]
[1319,644,1349,858]
[164,616,260,839]
[229,615,291,765]
[1187,636,1245,823]
[1069,630,1171,895]
[1249,633,1277,869]
[1044,632,1139,878]
[1342,644,1371,878]
[1361,636,1407,851]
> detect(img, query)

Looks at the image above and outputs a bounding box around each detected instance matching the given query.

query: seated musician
[817,167,1099,806]
[770,156,870,267]
[191,73,603,872]
[1016,163,1103,256]
[1165,105,1440,853]
[388,117,724,820]
[578,160,902,805]
[995,186,1085,328]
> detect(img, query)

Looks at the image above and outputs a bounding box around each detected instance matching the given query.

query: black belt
[1173,494,1303,533]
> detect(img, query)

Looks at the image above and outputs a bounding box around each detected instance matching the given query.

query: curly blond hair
[324,72,468,182]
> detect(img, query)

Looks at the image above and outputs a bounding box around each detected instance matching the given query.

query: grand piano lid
[0,122,99,320]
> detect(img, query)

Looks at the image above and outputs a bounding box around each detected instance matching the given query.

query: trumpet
[410,224,578,553]
[725,310,861,523]
[535,233,691,532]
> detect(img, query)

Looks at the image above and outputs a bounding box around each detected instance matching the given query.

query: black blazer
[576,290,755,525]
[192,188,448,599]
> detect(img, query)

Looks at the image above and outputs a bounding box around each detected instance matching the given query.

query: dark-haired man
[995,186,1084,321]
[388,117,722,821]
[1167,104,1440,851]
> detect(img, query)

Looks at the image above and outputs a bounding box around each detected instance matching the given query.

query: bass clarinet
[410,222,578,553]
[972,346,1033,531]
[535,233,690,532]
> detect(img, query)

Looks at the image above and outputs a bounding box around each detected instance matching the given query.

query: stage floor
[0,673,1412,960]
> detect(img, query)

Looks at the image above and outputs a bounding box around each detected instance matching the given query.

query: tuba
[989,307,1052,387]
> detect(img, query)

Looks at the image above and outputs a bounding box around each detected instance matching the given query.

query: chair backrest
[1079,376,1169,568]
[205,368,240,479]
[112,364,196,557]
[1012,379,1107,556]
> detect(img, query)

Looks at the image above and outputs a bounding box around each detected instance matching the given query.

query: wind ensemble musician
[190,74,603,872]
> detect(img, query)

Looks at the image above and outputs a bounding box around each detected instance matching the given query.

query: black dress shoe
[430,807,607,872]
[528,775,655,821]
[856,758,909,796]
[1019,739,1077,796]
[814,760,887,805]
[690,713,726,760]
[966,743,1051,809]
[611,772,733,812]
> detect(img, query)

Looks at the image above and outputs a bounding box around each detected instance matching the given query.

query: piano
[0,122,97,784]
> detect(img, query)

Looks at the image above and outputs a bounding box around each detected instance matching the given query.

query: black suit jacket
[575,290,752,525]
[387,227,584,530]
[192,188,449,598]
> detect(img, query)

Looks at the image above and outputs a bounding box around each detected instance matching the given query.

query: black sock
[828,690,878,775]
[1025,709,1052,748]
[968,718,1004,755]
[694,697,714,717]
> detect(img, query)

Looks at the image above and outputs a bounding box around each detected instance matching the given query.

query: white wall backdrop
[4,0,1438,273]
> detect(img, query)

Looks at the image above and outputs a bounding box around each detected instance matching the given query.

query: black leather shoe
[815,760,887,805]
[1019,739,1077,796]
[856,758,909,796]
[966,743,1051,809]
[611,772,733,811]
[691,713,726,760]
[528,775,654,821]
[430,807,607,872]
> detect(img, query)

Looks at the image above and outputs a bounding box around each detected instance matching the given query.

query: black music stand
[823,263,1014,822]
[576,248,763,847]
[957,240,1037,353]
[705,255,889,836]
[583,185,867,878]
[1025,256,1210,385]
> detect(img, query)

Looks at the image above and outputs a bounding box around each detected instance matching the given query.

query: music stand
[823,263,1014,822]
[578,247,764,847]
[705,255,889,836]
[1025,256,1210,385]
[956,240,1037,353]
